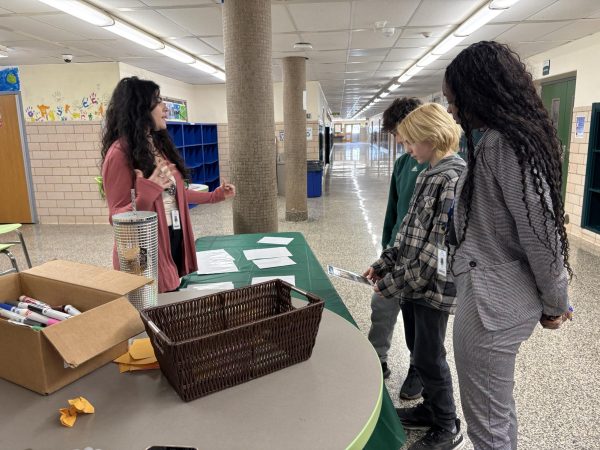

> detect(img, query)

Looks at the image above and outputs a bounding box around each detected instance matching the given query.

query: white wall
[526,31,600,107]
[193,84,227,123]
[18,62,120,122]
[118,62,200,121]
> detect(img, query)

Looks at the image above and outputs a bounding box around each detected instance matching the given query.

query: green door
[541,78,576,200]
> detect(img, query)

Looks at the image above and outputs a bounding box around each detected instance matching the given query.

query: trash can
[307,160,323,198]
[276,153,285,196]
[112,211,158,311]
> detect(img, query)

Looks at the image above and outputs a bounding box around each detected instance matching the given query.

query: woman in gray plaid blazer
[443,41,573,450]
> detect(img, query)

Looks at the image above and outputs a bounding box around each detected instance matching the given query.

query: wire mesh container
[140,280,325,402]
[112,211,158,310]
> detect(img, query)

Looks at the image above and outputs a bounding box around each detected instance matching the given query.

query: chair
[0,224,32,274]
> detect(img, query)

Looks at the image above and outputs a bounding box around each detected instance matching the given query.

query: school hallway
[3,141,599,449]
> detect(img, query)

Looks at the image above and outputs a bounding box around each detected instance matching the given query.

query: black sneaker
[381,361,391,379]
[408,419,465,450]
[400,365,423,400]
[396,404,435,431]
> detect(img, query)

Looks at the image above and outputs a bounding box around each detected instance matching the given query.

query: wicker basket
[140,280,325,402]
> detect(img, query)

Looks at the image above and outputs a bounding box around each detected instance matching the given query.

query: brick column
[223,0,278,233]
[283,56,308,221]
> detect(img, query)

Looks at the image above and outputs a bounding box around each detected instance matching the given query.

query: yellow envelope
[114,353,157,365]
[129,338,156,360]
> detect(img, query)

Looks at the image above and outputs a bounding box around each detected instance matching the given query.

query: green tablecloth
[183,232,406,450]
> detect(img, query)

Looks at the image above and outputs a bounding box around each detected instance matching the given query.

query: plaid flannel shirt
[371,154,466,313]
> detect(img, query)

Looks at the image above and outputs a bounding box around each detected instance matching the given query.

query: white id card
[437,248,447,277]
[171,210,181,230]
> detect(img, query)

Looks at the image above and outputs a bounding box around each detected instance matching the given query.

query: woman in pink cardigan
[100,77,235,293]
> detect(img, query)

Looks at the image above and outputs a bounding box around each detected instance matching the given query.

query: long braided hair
[100,77,188,180]
[445,41,573,279]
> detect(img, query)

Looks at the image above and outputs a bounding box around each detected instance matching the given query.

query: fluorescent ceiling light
[104,20,163,50]
[388,84,400,91]
[431,34,466,55]
[455,6,503,37]
[380,91,390,98]
[39,0,113,27]
[417,52,441,67]
[490,0,522,9]
[405,65,424,78]
[0,52,7,58]
[157,45,195,64]
[189,59,217,74]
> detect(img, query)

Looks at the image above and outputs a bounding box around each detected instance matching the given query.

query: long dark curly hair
[100,76,187,179]
[445,41,572,279]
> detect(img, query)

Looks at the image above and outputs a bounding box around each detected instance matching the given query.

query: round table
[0,293,383,450]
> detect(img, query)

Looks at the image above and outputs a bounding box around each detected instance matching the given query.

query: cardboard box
[0,260,151,394]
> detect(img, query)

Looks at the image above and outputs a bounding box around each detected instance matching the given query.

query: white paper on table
[196,249,235,261]
[182,282,235,295]
[251,276,296,286]
[196,249,238,275]
[257,236,294,245]
[243,247,292,261]
[253,256,296,269]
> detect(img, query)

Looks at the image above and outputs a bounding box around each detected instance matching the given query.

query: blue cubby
[184,145,203,168]
[204,144,218,164]
[202,124,217,144]
[167,121,220,193]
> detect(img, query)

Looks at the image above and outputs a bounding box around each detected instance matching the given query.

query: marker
[18,295,52,308]
[0,309,45,327]
[53,305,82,316]
[7,320,43,331]
[0,303,58,326]
[26,304,71,321]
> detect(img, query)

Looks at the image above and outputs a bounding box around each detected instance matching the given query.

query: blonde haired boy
[365,102,466,450]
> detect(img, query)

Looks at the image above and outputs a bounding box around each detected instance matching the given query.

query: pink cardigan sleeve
[102,142,164,223]
[186,185,226,204]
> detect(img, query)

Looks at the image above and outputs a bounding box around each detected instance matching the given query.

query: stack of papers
[182,281,235,295]
[196,249,238,275]
[252,275,296,285]
[257,236,294,245]
[243,247,296,269]
[113,338,159,372]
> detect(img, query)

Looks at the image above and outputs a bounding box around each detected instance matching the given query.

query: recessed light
[293,42,313,50]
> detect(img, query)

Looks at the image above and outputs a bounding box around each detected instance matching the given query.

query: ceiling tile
[273,33,303,52]
[115,10,191,38]
[496,21,571,44]
[350,30,399,49]
[306,49,347,62]
[0,16,85,42]
[407,0,481,27]
[92,0,147,8]
[202,36,223,52]
[0,0,58,13]
[529,0,600,20]
[490,0,557,23]
[202,54,224,66]
[302,32,349,51]
[166,37,220,56]
[510,40,570,58]
[141,0,215,5]
[346,62,381,72]
[158,6,223,36]
[351,0,420,28]
[458,23,515,46]
[288,2,351,32]
[539,18,600,41]
[379,61,413,71]
[30,14,118,40]
[272,4,296,33]
[386,47,426,61]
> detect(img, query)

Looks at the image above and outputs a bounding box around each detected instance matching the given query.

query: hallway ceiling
[1,0,600,117]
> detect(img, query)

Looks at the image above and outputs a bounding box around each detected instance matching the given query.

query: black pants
[403,301,457,431]
[168,225,184,275]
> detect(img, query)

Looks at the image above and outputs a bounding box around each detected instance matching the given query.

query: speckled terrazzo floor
[2,143,598,450]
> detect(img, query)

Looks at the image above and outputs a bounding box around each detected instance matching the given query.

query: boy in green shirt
[368,98,427,400]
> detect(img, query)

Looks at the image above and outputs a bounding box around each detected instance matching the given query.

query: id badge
[437,248,447,277]
[171,210,181,230]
